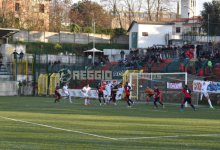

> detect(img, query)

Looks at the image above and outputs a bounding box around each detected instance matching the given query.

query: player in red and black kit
[54,83,61,103]
[153,85,165,109]
[96,83,105,105]
[124,82,134,107]
[175,85,196,111]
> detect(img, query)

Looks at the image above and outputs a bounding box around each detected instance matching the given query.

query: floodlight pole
[93,21,95,65]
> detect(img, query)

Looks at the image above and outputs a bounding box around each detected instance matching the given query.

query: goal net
[129,73,194,106]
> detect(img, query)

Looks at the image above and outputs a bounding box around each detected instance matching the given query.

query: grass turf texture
[0,97,220,150]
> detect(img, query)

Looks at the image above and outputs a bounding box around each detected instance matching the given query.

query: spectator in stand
[218,42,220,51]
[150,54,156,63]
[131,55,135,61]
[48,60,53,71]
[12,50,18,60]
[88,55,92,64]
[125,62,131,70]
[120,49,125,60]
[190,43,195,49]
[134,47,139,56]
[57,59,61,70]
[19,51,24,60]
[177,45,181,57]
[129,48,133,59]
[99,56,104,66]
[187,63,192,74]
[203,42,208,51]
[94,60,99,66]
[180,50,186,60]
[105,56,109,64]
[215,50,220,59]
[208,59,213,74]
[208,40,212,47]
[196,43,200,58]
[140,48,144,57]
[118,59,123,64]
[200,50,205,59]
[145,53,149,61]
[205,49,211,59]
[210,54,214,61]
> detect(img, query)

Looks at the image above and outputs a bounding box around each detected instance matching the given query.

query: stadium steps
[0,63,12,80]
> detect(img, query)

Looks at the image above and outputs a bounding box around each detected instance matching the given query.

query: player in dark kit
[153,85,165,109]
[111,81,119,105]
[96,83,105,105]
[124,82,134,107]
[175,85,196,111]
[54,83,61,103]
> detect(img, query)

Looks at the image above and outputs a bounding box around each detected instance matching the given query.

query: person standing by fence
[129,48,133,60]
[120,49,125,60]
[208,60,213,74]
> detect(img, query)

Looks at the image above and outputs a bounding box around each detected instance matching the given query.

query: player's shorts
[182,97,192,104]
[83,93,89,97]
[98,92,103,98]
[63,91,69,96]
[201,91,209,97]
[126,95,130,101]
[55,93,61,98]
[105,91,111,97]
[154,97,161,102]
[148,94,154,97]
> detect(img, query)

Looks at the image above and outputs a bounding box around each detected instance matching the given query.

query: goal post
[129,72,189,107]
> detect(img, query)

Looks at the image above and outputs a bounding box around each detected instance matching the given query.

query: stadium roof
[0,28,19,39]
[127,21,175,32]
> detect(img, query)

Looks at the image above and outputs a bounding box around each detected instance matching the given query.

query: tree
[69,1,111,28]
[200,1,220,36]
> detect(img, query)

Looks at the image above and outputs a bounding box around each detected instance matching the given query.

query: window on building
[15,3,19,11]
[142,32,148,36]
[176,27,181,33]
[39,4,44,13]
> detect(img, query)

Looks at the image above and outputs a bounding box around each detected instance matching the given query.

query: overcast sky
[72,0,213,16]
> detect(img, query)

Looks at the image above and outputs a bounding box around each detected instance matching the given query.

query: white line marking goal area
[1,116,220,140]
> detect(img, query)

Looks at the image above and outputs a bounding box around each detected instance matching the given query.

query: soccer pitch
[0,97,220,150]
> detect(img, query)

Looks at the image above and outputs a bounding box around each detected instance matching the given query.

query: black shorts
[154,97,160,102]
[55,93,61,97]
[183,97,192,104]
[98,92,103,98]
[148,94,154,97]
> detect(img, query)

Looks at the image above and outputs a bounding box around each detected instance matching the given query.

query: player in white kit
[193,78,217,109]
[62,83,72,103]
[82,84,92,106]
[104,81,112,104]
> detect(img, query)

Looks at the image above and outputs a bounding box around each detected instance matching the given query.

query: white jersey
[118,87,124,94]
[200,81,211,92]
[63,86,68,92]
[105,84,112,91]
[82,87,91,94]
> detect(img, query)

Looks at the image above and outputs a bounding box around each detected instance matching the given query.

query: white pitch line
[0,116,220,140]
[0,116,116,140]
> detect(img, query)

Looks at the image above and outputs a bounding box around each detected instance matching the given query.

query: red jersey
[182,88,191,98]
[124,85,131,95]
[96,85,103,93]
[154,89,161,97]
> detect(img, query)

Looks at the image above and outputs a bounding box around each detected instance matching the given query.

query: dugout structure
[129,72,188,102]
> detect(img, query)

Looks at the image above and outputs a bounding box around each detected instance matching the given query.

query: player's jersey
[118,87,124,95]
[200,81,211,92]
[124,85,131,95]
[96,85,103,93]
[55,86,60,93]
[182,88,191,98]
[154,89,161,97]
[105,83,111,91]
[82,87,91,93]
[145,89,154,95]
[63,86,68,92]
[112,84,119,94]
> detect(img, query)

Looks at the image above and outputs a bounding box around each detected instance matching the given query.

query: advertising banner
[193,80,220,93]
[58,89,123,100]
[167,82,183,89]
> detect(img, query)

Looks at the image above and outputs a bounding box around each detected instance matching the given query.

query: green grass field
[0,96,220,150]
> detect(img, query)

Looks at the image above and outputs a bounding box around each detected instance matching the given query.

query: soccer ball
[139,85,143,88]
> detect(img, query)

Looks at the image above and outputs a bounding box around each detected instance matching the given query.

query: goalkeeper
[143,86,154,105]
